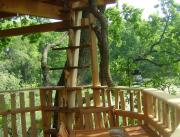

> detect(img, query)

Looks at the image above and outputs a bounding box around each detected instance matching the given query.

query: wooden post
[11,93,18,137]
[0,95,8,137]
[20,93,27,137]
[85,92,93,129]
[89,14,101,106]
[143,92,148,125]
[137,90,142,125]
[66,10,82,130]
[175,108,180,127]
[119,90,127,126]
[75,90,83,129]
[115,89,119,109]
[130,90,134,125]
[29,92,37,137]
[40,89,49,137]
[163,102,168,128]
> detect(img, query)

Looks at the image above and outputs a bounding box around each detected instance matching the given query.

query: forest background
[0,0,179,94]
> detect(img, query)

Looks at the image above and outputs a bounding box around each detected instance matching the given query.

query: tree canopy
[0,0,179,93]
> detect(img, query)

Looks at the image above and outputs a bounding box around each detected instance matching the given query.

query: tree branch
[149,16,170,52]
[133,57,180,67]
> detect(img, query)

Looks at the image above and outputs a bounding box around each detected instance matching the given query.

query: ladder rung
[52,44,90,51]
[56,24,89,32]
[70,25,89,30]
[49,65,90,71]
[44,128,58,135]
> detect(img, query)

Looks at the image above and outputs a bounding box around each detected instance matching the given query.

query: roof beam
[72,0,116,9]
[0,12,16,18]
[0,21,70,37]
[0,19,89,37]
[0,0,116,19]
[0,0,68,20]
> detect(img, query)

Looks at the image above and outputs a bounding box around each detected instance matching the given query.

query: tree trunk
[88,0,113,86]
[41,44,53,86]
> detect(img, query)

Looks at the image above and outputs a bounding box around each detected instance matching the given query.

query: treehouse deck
[0,86,179,137]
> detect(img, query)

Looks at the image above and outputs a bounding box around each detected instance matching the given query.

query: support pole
[66,10,82,130]
[89,14,101,106]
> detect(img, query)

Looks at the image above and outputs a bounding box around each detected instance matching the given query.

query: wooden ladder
[40,9,101,137]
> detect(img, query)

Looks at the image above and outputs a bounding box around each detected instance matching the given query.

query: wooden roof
[0,0,116,37]
[0,0,115,20]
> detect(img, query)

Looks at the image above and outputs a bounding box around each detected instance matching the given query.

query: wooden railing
[109,87,144,127]
[143,88,180,137]
[0,88,41,137]
[0,86,179,137]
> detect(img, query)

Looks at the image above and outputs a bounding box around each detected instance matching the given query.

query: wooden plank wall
[0,90,41,137]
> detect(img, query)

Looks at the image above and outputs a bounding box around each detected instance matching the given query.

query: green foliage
[0,0,179,93]
[0,71,20,91]
[0,16,68,90]
[106,0,180,91]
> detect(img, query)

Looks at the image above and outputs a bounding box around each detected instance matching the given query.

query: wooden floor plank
[124,126,155,137]
[71,126,154,137]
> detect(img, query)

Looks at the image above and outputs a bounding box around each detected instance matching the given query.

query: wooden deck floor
[124,126,155,137]
[71,126,155,137]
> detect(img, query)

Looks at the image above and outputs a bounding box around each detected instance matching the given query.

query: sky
[118,0,180,19]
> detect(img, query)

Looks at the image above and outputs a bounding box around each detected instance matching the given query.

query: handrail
[0,85,105,93]
[143,88,180,110]
[143,88,180,137]
[0,87,39,93]
[0,85,144,93]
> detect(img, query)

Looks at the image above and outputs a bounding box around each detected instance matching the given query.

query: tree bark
[88,0,113,86]
[41,44,53,86]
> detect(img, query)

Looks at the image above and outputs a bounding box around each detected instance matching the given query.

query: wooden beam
[49,65,90,71]
[0,0,68,19]
[72,0,116,9]
[52,44,90,51]
[0,21,69,37]
[0,11,16,18]
[0,0,116,20]
[0,20,90,38]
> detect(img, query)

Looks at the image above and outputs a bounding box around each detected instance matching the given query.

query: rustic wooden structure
[0,86,180,137]
[0,0,180,137]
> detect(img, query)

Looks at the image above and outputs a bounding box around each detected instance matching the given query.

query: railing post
[40,89,50,137]
[143,91,153,125]
[143,92,148,125]
[137,90,143,125]
[0,94,8,137]
[175,108,180,127]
